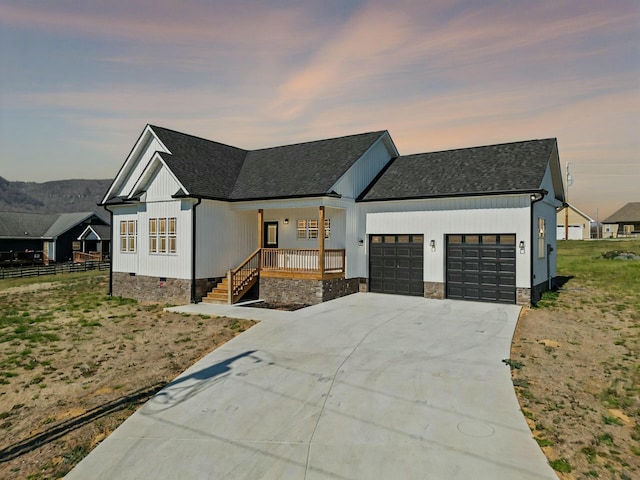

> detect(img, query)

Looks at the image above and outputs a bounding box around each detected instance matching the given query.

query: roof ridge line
[397,138,557,158]
[248,130,387,153]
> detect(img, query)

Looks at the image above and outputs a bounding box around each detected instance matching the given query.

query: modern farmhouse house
[100,125,564,306]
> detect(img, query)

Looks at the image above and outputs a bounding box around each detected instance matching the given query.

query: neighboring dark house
[602,202,640,238]
[0,211,110,264]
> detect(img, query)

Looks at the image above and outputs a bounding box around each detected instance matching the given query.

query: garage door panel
[481,261,498,272]
[481,249,498,259]
[464,261,480,271]
[446,234,516,305]
[369,234,424,297]
[448,260,463,270]
[500,251,515,260]
[498,262,515,273]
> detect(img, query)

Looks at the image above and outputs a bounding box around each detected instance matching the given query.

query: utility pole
[565,162,573,241]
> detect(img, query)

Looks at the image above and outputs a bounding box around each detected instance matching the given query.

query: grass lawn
[513,238,640,479]
[0,271,254,479]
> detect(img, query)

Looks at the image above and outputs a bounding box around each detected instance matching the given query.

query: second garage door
[446,234,516,304]
[369,234,424,296]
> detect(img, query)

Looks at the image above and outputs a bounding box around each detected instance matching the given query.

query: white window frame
[120,220,137,253]
[297,218,331,239]
[149,217,177,254]
[538,217,546,259]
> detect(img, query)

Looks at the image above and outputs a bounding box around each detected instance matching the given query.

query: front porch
[204,205,353,305]
[203,247,346,304]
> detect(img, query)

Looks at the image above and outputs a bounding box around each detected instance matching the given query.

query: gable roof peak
[148,125,245,153]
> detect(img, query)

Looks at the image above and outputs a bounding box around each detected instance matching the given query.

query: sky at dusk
[0,0,638,218]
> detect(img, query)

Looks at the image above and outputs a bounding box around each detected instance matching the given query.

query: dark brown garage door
[446,234,516,304]
[369,234,424,296]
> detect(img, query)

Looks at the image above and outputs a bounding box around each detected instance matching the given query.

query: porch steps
[202,278,230,304]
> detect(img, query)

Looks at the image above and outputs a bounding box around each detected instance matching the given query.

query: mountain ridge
[0,177,111,214]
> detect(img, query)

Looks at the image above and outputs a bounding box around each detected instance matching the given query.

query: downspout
[530,190,546,304]
[191,198,202,303]
[103,205,114,296]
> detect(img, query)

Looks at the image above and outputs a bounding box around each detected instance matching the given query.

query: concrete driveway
[66,293,556,479]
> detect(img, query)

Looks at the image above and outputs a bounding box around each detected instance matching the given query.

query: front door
[264,222,279,248]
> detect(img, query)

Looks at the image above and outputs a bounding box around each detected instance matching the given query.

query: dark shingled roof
[148,126,386,200]
[603,202,640,223]
[230,131,386,200]
[360,138,557,201]
[0,212,58,238]
[150,126,247,199]
[0,212,104,239]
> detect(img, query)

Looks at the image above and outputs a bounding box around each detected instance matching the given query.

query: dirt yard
[1,240,638,479]
[512,240,640,479]
[0,272,255,479]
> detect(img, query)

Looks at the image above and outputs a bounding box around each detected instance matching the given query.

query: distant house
[101,125,565,307]
[557,203,594,240]
[0,211,110,263]
[602,202,640,238]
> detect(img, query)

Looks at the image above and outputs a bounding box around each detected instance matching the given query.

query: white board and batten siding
[109,131,168,200]
[358,195,533,288]
[331,136,396,199]
[261,207,347,250]
[111,204,141,275]
[195,200,256,278]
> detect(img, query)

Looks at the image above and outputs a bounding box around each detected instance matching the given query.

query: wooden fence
[0,261,110,280]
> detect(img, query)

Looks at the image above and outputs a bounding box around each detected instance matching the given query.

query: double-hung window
[120,220,137,253]
[149,217,177,254]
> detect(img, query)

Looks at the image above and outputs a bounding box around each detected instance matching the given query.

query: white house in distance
[556,203,594,240]
[100,125,565,306]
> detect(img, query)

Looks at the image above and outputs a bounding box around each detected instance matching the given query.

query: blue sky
[0,0,638,218]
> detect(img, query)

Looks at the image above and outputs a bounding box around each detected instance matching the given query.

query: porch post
[318,206,325,275]
[258,209,264,249]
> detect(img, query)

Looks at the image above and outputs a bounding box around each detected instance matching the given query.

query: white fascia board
[128,152,190,199]
[548,141,565,203]
[328,132,396,194]
[77,225,98,241]
[230,196,351,211]
[381,130,400,157]
[101,125,172,204]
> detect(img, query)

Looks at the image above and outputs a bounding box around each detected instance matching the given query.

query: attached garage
[369,234,424,296]
[446,234,516,304]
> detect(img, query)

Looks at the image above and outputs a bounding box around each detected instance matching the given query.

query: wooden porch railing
[229,248,261,304]
[73,251,102,263]
[224,248,345,304]
[261,248,345,274]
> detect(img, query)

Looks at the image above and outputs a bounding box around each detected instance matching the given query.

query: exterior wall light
[519,240,525,253]
[429,239,436,252]
[358,239,364,246]
[283,218,289,225]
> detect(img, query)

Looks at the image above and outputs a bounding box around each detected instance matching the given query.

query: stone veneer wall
[516,288,531,306]
[322,278,360,302]
[424,281,445,299]
[195,278,220,302]
[112,272,191,304]
[259,276,359,305]
[112,273,219,304]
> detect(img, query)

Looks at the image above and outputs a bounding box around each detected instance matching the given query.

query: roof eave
[357,189,546,203]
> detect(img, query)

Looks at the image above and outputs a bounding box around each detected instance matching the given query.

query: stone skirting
[516,288,531,306]
[112,273,218,304]
[259,276,359,305]
[424,281,445,299]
